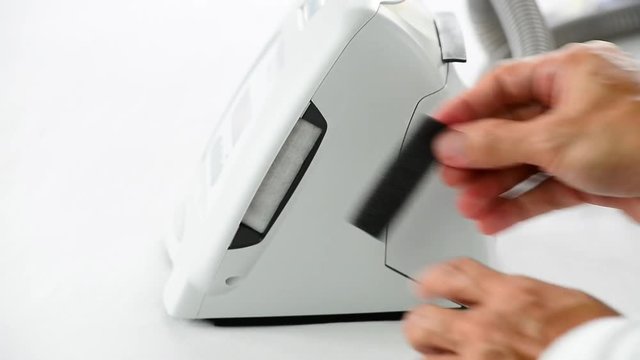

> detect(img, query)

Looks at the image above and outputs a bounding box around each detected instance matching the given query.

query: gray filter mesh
[242,119,322,234]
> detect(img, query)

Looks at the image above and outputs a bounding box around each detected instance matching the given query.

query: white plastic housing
[164,0,495,319]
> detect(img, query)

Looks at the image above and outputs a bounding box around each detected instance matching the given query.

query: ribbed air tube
[467,0,512,61]
[467,0,554,60]
[468,0,640,61]
[488,0,555,57]
[553,3,640,46]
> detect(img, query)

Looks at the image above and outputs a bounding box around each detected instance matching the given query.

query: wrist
[541,317,630,360]
[541,293,620,347]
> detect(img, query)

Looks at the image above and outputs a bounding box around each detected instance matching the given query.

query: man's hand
[433,41,640,234]
[403,258,619,359]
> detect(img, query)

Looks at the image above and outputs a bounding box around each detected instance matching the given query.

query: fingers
[403,305,462,355]
[424,355,458,360]
[433,117,554,169]
[499,103,547,122]
[418,258,502,305]
[446,169,586,234]
[623,203,640,223]
[435,56,560,124]
[448,170,639,233]
[474,180,585,234]
[440,166,479,188]
[580,195,640,222]
[407,255,620,360]
[456,166,538,218]
[433,41,640,232]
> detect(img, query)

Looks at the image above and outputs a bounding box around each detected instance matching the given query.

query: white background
[1,0,639,359]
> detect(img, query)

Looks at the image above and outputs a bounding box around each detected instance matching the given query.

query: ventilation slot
[228,102,327,249]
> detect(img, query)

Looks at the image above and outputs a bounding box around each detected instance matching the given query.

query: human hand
[433,41,640,234]
[403,258,619,359]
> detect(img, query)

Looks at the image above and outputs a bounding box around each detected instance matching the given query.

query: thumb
[433,118,549,169]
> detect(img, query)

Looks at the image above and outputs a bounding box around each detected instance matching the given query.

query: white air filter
[242,118,323,233]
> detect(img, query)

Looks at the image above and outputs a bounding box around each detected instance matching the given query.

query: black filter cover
[351,116,447,240]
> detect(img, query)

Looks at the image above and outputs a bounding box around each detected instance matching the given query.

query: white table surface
[1,1,639,359]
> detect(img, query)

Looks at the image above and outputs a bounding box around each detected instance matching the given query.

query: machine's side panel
[196,1,452,319]
[164,0,382,318]
[385,70,497,281]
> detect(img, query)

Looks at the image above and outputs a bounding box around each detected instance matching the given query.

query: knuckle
[560,42,588,55]
[495,62,531,97]
[448,257,479,269]
[495,276,551,315]
[526,120,572,168]
[486,62,528,97]
[561,42,590,52]
[493,60,522,78]
[561,42,623,68]
[453,316,484,340]
[508,275,540,291]
[503,276,542,299]
[469,321,511,352]
[562,43,600,64]
[584,40,619,51]
[423,262,470,291]
[424,263,453,282]
[456,315,516,359]
[566,288,593,302]
[446,257,485,276]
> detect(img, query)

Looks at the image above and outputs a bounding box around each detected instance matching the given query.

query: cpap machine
[163,0,640,320]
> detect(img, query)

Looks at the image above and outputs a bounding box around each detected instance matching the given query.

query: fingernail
[434,131,468,166]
